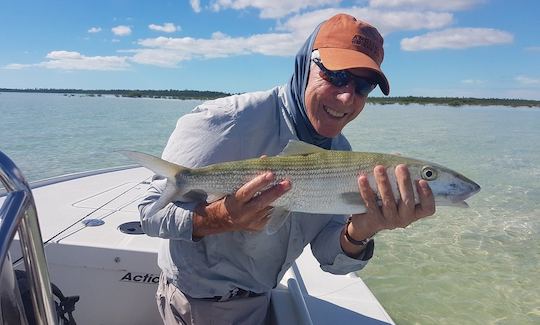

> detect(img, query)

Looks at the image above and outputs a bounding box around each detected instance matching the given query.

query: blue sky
[1,0,539,99]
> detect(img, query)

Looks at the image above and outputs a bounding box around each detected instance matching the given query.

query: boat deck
[4,166,394,324]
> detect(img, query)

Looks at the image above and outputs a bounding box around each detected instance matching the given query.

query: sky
[1,0,539,99]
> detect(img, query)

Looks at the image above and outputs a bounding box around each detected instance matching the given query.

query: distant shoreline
[1,88,539,108]
[0,88,230,101]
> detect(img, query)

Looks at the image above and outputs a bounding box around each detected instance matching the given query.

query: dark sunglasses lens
[331,71,351,87]
[354,77,377,96]
[314,58,376,95]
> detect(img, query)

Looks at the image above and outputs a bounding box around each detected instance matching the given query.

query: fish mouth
[435,181,481,207]
[453,182,481,202]
[435,181,481,208]
[450,174,481,202]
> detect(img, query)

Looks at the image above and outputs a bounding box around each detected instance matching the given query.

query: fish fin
[265,207,291,235]
[438,201,470,208]
[120,150,188,178]
[121,150,192,215]
[340,192,363,205]
[147,180,179,216]
[181,191,225,204]
[278,140,327,157]
[206,193,227,203]
[182,190,208,203]
[340,192,368,214]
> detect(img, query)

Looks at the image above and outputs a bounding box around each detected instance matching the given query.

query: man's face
[304,63,376,138]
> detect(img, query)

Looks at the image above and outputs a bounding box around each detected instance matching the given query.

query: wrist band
[345,218,373,246]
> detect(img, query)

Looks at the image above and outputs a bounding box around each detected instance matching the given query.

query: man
[139,13,435,324]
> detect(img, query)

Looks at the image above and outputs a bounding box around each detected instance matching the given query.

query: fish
[122,140,481,234]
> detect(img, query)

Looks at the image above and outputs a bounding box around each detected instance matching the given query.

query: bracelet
[345,218,373,246]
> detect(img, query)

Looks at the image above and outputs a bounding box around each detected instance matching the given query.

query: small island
[1,88,539,108]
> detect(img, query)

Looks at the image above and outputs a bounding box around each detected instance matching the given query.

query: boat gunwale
[0,165,140,198]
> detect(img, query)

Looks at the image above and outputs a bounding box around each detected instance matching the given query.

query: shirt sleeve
[138,176,199,240]
[310,215,375,275]
[137,98,251,241]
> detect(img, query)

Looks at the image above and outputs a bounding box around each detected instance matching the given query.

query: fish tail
[120,150,191,215]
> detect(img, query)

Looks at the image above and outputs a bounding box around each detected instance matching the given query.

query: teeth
[324,106,346,118]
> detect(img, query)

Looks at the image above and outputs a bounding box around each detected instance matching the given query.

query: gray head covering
[284,23,333,149]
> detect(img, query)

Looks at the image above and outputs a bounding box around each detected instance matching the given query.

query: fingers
[374,165,399,221]
[250,179,291,208]
[247,207,274,231]
[358,174,379,215]
[236,172,291,204]
[224,172,291,232]
[395,164,415,218]
[415,180,436,218]
[355,164,436,233]
[235,172,275,203]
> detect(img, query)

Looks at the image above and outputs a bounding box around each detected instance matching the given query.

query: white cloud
[4,63,32,70]
[210,0,340,19]
[149,23,179,33]
[6,51,131,71]
[43,51,130,70]
[368,0,485,11]
[88,27,102,33]
[126,7,456,68]
[461,79,484,84]
[191,0,202,12]
[127,49,190,67]
[278,8,453,37]
[206,0,480,18]
[4,5,490,71]
[112,25,132,36]
[46,51,82,60]
[130,32,298,67]
[401,28,513,51]
[275,9,339,36]
[515,75,540,85]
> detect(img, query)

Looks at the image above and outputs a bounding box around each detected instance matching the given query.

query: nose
[336,81,356,105]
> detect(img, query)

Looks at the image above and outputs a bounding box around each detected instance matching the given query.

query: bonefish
[123,140,480,233]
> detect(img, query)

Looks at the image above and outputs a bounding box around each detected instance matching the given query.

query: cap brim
[318,48,390,96]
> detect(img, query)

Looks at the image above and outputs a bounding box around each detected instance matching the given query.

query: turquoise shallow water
[1,92,539,324]
[345,105,540,324]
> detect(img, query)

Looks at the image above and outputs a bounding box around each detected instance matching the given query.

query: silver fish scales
[123,140,480,233]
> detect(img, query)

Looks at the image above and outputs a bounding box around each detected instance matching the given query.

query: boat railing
[286,265,314,325]
[0,150,58,325]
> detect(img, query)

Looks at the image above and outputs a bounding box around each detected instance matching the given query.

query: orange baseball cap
[313,13,390,95]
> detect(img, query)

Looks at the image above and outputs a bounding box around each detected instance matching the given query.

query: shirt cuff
[320,240,375,274]
[172,201,200,241]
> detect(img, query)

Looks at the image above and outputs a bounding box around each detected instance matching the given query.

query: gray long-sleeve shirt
[139,86,373,298]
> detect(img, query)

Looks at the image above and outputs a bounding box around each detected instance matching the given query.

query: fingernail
[419,180,429,191]
[396,164,407,172]
[281,180,291,191]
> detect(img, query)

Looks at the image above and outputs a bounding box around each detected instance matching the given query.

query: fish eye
[421,166,438,181]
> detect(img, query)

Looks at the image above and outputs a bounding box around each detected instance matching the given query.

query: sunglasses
[312,58,377,96]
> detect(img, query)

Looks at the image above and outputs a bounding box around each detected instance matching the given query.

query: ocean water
[1,92,539,324]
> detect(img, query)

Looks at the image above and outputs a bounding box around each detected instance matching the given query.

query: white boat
[1,151,395,324]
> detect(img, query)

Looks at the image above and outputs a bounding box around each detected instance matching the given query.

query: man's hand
[342,164,436,256]
[193,172,291,238]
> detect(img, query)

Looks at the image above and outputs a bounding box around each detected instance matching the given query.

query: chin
[315,126,341,138]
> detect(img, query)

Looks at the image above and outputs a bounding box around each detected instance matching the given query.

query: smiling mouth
[324,106,347,118]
